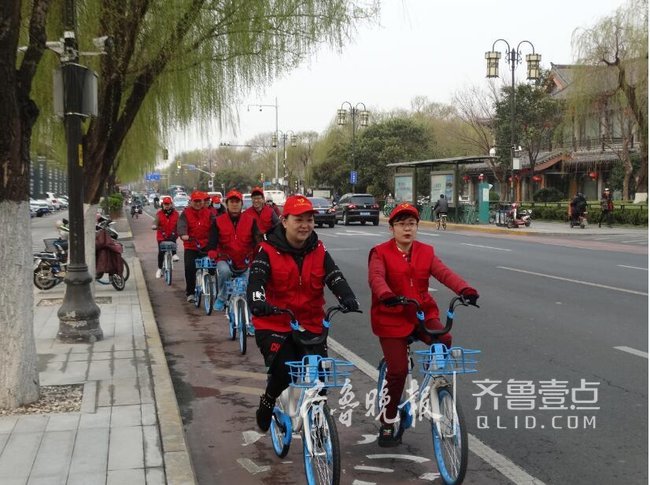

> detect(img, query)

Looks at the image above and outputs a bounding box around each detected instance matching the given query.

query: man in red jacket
[246,195,359,432]
[368,203,479,447]
[151,196,180,278]
[244,186,279,234]
[178,191,214,302]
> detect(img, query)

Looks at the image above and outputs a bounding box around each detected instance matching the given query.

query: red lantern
[478,173,485,181]
[589,171,598,180]
[463,175,471,182]
[532,175,542,183]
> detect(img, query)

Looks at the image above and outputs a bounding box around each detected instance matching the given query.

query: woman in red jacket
[151,196,179,278]
[368,203,479,447]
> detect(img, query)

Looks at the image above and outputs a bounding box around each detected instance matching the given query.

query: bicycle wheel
[194,270,202,308]
[237,299,248,354]
[442,217,447,230]
[431,386,468,485]
[228,302,237,340]
[270,406,292,458]
[164,252,172,285]
[110,273,126,291]
[303,403,340,485]
[121,257,130,282]
[203,274,213,315]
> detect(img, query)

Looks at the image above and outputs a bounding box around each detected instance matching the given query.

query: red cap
[251,186,264,197]
[161,196,172,204]
[190,191,207,201]
[283,195,317,216]
[388,203,419,223]
[225,189,243,201]
[212,195,221,203]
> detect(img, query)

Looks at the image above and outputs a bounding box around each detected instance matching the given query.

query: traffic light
[162,148,168,160]
[294,179,298,192]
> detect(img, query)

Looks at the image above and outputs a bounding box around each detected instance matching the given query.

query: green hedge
[101,193,124,214]
[520,202,648,226]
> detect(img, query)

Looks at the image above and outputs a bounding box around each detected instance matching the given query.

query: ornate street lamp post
[337,102,369,194]
[485,40,541,201]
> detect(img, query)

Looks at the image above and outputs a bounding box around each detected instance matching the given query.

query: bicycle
[194,256,217,315]
[160,240,177,286]
[222,262,253,354]
[374,296,479,485]
[269,305,356,485]
[383,203,396,217]
[436,213,448,230]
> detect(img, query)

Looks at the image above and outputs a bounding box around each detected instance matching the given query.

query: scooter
[506,207,532,228]
[569,210,588,229]
[33,238,68,290]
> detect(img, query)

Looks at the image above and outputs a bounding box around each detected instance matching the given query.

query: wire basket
[286,356,354,388]
[415,345,480,376]
[195,257,217,269]
[160,241,177,252]
[226,275,247,296]
[43,238,65,252]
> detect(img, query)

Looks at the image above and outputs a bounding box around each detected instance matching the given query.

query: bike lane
[130,213,515,485]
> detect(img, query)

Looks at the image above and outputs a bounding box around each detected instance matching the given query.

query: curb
[133,257,197,485]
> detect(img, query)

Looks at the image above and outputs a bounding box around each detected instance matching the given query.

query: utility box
[53,64,98,118]
[477,182,490,223]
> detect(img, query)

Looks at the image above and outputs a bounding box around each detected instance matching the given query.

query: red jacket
[252,240,326,334]
[244,205,276,234]
[214,212,256,268]
[181,207,212,250]
[155,209,179,242]
[368,239,469,338]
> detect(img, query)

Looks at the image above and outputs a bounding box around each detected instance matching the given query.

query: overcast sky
[168,0,627,160]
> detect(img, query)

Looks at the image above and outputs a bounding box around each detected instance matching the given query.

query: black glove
[340,297,360,312]
[382,295,406,307]
[250,300,277,317]
[460,287,479,306]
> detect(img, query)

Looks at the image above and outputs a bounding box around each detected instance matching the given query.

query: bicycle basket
[160,241,177,252]
[226,274,247,296]
[195,257,217,269]
[415,345,480,375]
[286,356,354,389]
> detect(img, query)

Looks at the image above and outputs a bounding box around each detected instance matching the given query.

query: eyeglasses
[393,221,418,229]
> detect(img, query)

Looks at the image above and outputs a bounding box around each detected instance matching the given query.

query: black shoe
[378,423,401,448]
[256,393,275,432]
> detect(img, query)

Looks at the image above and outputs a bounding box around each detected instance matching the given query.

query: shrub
[102,193,124,214]
[533,187,564,202]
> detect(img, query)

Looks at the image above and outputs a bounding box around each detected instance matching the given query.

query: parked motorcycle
[506,205,532,228]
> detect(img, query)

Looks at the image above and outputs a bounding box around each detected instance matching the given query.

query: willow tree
[571,0,648,200]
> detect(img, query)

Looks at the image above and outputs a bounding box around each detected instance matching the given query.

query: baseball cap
[161,196,172,204]
[388,203,420,223]
[251,186,264,197]
[212,195,221,203]
[283,195,317,216]
[225,189,243,201]
[190,191,207,201]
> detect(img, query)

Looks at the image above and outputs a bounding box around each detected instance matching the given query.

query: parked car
[173,194,189,209]
[334,193,380,225]
[308,197,336,228]
[242,193,253,209]
[56,195,69,209]
[30,198,51,217]
[44,192,62,210]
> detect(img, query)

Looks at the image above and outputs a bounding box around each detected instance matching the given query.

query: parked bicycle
[375,296,479,485]
[222,262,253,354]
[269,305,356,485]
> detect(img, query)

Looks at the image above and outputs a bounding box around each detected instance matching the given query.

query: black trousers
[183,248,202,296]
[157,241,177,269]
[598,210,613,226]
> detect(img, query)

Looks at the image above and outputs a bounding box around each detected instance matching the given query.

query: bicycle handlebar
[389,295,478,337]
[273,305,362,347]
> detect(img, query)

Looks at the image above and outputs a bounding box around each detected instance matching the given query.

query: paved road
[127,209,647,485]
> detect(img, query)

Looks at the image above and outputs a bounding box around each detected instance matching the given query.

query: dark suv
[334,193,379,225]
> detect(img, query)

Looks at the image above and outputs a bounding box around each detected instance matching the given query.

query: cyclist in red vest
[151,196,180,279]
[207,189,260,311]
[368,203,479,447]
[244,186,280,234]
[246,195,359,432]
[178,191,215,302]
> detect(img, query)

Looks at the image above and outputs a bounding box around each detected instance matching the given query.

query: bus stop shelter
[386,155,496,221]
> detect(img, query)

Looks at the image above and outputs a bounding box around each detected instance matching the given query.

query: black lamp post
[271,130,296,192]
[337,102,369,194]
[485,40,541,202]
[56,0,102,342]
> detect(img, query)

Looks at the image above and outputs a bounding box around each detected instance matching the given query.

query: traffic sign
[145,172,161,181]
[350,170,357,184]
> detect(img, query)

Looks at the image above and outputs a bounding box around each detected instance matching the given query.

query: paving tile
[27,477,63,485]
[111,405,142,428]
[112,359,138,379]
[0,416,18,434]
[141,404,156,427]
[69,427,109,475]
[14,415,48,434]
[96,380,113,407]
[81,381,97,414]
[111,379,141,406]
[44,413,80,432]
[88,360,112,381]
[142,425,162,468]
[107,468,145,485]
[108,426,143,470]
[0,432,43,480]
[91,352,113,361]
[0,434,9,454]
[145,467,165,485]
[66,472,106,485]
[29,430,75,479]
[79,406,111,429]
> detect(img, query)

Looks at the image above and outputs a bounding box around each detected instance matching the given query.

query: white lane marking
[621,239,648,244]
[367,454,430,463]
[241,430,265,446]
[468,435,546,485]
[352,480,377,485]
[617,264,648,271]
[354,465,393,473]
[237,457,270,474]
[336,230,382,237]
[418,232,440,237]
[461,243,512,252]
[356,434,377,445]
[497,266,648,296]
[328,338,547,485]
[420,472,441,480]
[614,346,648,359]
[327,247,361,251]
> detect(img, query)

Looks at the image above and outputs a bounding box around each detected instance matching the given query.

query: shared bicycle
[269,305,356,485]
[436,213,448,230]
[222,262,253,354]
[159,240,176,286]
[375,296,479,485]
[194,256,217,315]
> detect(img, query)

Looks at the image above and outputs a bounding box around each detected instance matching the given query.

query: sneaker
[214,299,225,312]
[186,294,196,303]
[378,423,401,448]
[155,269,163,279]
[256,393,276,432]
[172,254,180,262]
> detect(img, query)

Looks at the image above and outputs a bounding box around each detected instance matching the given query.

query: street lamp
[248,98,279,186]
[271,130,297,191]
[485,39,541,202]
[337,101,369,193]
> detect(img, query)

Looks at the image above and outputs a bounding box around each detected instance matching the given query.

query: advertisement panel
[394,174,413,202]
[430,172,455,206]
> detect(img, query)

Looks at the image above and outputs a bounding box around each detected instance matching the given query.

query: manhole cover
[38,296,112,306]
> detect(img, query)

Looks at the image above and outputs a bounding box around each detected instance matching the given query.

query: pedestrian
[244,186,280,234]
[368,202,479,447]
[598,188,614,228]
[265,197,281,217]
[246,194,360,432]
[177,191,214,302]
[151,196,180,279]
[207,189,260,312]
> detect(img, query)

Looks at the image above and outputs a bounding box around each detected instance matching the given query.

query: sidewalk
[0,216,196,485]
